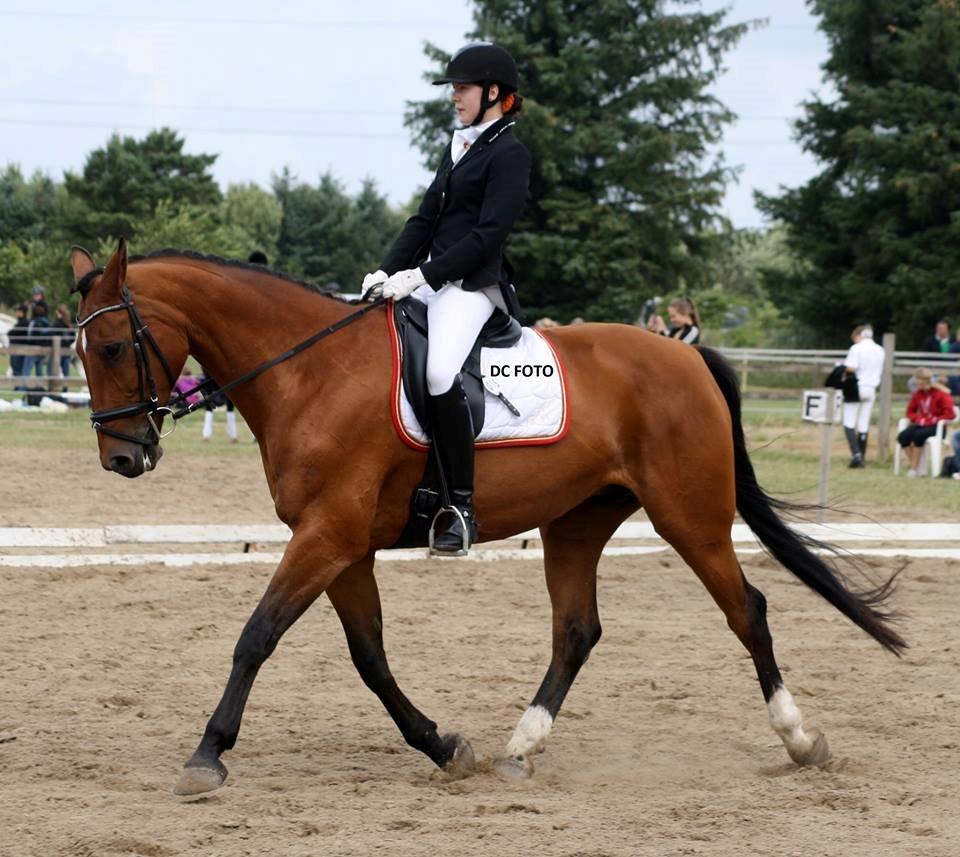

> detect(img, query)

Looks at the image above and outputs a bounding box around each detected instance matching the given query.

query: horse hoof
[493,755,534,780]
[789,729,830,767]
[441,733,476,780]
[174,759,228,795]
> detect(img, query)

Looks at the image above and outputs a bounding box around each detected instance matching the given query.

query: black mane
[73,248,353,303]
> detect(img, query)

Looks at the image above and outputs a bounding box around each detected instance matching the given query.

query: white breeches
[414,283,499,396]
[842,385,877,433]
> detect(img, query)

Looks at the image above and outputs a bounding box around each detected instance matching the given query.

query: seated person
[949,335,960,396]
[897,368,957,476]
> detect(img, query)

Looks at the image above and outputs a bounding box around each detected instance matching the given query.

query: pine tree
[273,171,405,290]
[405,0,748,322]
[758,0,960,345]
[63,128,221,245]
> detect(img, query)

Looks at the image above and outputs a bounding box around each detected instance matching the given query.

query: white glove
[360,269,388,300]
[381,267,427,301]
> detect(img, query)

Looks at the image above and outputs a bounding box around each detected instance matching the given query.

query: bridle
[77,282,386,448]
[76,283,178,446]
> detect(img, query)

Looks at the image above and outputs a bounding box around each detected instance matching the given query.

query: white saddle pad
[391,328,569,450]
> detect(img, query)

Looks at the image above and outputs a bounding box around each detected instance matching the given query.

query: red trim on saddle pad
[385,306,570,453]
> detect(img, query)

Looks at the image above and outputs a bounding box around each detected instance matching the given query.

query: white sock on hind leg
[768,686,814,756]
[505,705,554,758]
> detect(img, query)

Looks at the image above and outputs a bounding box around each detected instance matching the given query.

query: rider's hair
[669,297,700,329]
[500,91,524,116]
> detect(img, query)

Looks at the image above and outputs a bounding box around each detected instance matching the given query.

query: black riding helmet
[433,42,519,126]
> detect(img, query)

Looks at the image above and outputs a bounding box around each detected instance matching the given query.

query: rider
[362,42,531,555]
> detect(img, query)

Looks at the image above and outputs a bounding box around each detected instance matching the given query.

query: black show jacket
[380,117,531,316]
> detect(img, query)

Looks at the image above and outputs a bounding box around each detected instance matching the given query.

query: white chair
[893,414,958,476]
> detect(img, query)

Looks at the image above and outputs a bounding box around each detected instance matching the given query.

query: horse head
[71,239,188,477]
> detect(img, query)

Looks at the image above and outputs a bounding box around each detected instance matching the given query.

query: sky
[0,1,831,230]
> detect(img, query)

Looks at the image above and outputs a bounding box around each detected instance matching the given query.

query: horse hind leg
[658,522,829,766]
[743,574,830,765]
[496,491,636,778]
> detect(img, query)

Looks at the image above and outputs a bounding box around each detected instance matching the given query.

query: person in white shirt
[842,325,886,467]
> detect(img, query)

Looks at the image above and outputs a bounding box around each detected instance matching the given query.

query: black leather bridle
[76,284,178,446]
[77,283,386,448]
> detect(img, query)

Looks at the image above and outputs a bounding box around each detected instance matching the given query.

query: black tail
[696,346,906,655]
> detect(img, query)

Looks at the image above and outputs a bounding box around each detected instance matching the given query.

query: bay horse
[70,240,904,796]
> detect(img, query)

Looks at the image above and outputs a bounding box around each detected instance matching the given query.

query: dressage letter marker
[802,389,841,522]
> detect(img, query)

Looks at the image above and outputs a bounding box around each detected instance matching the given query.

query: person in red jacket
[897,368,957,476]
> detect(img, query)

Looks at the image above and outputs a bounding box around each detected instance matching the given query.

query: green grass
[742,400,960,517]
[0,408,259,459]
[2,398,957,518]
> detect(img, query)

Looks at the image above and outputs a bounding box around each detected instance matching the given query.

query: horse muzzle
[106,443,163,478]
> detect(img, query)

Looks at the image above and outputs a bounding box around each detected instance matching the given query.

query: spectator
[947,430,960,479]
[897,368,957,477]
[647,297,701,344]
[7,303,29,377]
[53,304,75,380]
[947,335,960,397]
[921,319,951,354]
[170,367,203,407]
[21,303,51,379]
[907,321,954,393]
[842,325,886,468]
[198,369,238,443]
[31,284,48,315]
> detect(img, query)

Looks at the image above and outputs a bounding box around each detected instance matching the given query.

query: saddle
[393,297,522,438]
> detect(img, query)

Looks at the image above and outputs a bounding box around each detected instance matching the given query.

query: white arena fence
[2,522,959,568]
[2,336,954,393]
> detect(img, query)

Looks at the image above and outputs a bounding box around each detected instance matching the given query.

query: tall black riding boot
[858,432,869,459]
[844,426,864,468]
[429,377,479,556]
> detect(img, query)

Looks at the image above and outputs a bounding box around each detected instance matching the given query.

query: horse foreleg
[174,529,355,796]
[326,557,475,778]
[496,496,634,778]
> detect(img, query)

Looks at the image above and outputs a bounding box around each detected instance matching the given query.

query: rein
[77,284,386,447]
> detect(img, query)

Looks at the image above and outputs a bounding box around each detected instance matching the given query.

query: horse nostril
[109,453,137,476]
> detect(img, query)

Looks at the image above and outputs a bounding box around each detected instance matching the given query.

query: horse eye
[103,342,124,361]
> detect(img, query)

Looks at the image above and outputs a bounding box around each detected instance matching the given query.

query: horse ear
[70,246,97,285]
[100,238,128,295]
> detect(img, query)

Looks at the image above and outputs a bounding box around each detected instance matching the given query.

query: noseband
[76,284,177,447]
[77,284,387,448]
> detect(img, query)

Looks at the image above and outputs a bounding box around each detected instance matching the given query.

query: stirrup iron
[428,505,471,557]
